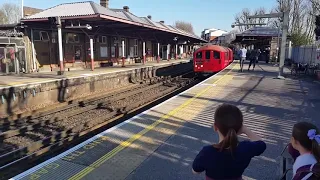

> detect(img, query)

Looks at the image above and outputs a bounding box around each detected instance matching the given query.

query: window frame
[213,51,220,59]
[205,50,211,60]
[33,30,49,42]
[101,36,107,44]
[40,31,49,41]
[134,39,138,57]
[66,33,80,43]
[100,46,108,58]
[195,51,202,59]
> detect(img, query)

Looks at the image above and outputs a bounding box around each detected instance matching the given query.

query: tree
[0,9,8,24]
[0,3,21,24]
[291,32,313,45]
[234,7,272,32]
[174,21,195,34]
[234,0,317,46]
[309,0,320,12]
[270,0,316,45]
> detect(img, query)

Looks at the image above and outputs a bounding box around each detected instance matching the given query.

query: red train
[193,44,233,74]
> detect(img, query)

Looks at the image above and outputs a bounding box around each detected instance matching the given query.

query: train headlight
[200,65,203,67]
[195,65,197,67]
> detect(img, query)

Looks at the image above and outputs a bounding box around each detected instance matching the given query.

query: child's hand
[238,125,262,141]
[237,125,247,135]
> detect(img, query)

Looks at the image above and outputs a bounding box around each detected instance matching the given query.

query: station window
[134,39,138,57]
[67,33,80,43]
[195,51,202,59]
[33,31,41,41]
[213,51,220,59]
[33,30,49,41]
[100,46,108,57]
[97,36,107,44]
[40,31,49,41]
[205,51,210,60]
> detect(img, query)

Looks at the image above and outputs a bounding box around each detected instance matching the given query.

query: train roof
[196,44,229,52]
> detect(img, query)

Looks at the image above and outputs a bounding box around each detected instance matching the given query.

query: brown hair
[292,122,320,161]
[213,104,243,153]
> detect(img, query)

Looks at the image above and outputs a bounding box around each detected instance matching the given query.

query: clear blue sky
[19,0,276,36]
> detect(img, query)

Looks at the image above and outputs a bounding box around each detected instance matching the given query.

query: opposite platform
[10,61,320,180]
[0,59,191,117]
[0,59,191,89]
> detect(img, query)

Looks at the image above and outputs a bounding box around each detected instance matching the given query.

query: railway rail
[0,71,203,178]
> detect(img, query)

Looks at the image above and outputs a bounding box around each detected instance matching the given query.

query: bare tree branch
[0,9,8,24]
[173,21,195,34]
[0,3,21,24]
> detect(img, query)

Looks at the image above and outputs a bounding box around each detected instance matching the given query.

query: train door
[212,50,221,72]
[202,50,213,72]
[225,52,229,67]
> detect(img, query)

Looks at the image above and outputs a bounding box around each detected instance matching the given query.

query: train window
[213,51,220,59]
[205,51,210,60]
[196,51,202,59]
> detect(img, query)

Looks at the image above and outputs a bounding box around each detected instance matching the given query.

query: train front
[193,50,204,73]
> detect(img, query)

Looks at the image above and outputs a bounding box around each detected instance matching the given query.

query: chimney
[100,0,109,8]
[160,21,164,24]
[123,6,129,12]
[147,15,152,20]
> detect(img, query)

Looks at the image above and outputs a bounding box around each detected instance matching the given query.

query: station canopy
[233,26,282,44]
[21,1,206,43]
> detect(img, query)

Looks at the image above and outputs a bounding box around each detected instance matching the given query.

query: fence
[286,45,320,65]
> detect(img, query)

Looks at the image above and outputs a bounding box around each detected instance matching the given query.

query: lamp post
[21,0,24,19]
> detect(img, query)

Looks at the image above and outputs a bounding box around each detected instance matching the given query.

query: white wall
[286,45,320,64]
[209,30,228,37]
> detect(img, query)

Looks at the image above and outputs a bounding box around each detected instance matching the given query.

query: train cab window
[213,51,220,59]
[196,51,202,59]
[205,51,211,60]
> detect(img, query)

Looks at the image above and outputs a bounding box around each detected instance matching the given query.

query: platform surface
[9,61,320,180]
[0,59,190,89]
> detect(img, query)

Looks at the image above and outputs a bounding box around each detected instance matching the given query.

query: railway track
[0,72,201,178]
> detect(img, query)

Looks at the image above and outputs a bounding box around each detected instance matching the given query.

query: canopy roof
[22,1,205,42]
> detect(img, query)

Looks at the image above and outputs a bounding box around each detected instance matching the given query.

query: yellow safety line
[68,64,238,180]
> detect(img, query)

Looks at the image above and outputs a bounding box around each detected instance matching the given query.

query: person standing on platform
[239,46,247,72]
[248,48,260,71]
[192,104,266,180]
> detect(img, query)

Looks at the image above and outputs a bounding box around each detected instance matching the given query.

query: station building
[0,0,206,74]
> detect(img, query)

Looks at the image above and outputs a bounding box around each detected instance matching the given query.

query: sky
[6,0,276,36]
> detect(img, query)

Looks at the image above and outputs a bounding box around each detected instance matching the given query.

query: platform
[0,59,191,89]
[9,61,320,180]
[0,59,192,118]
